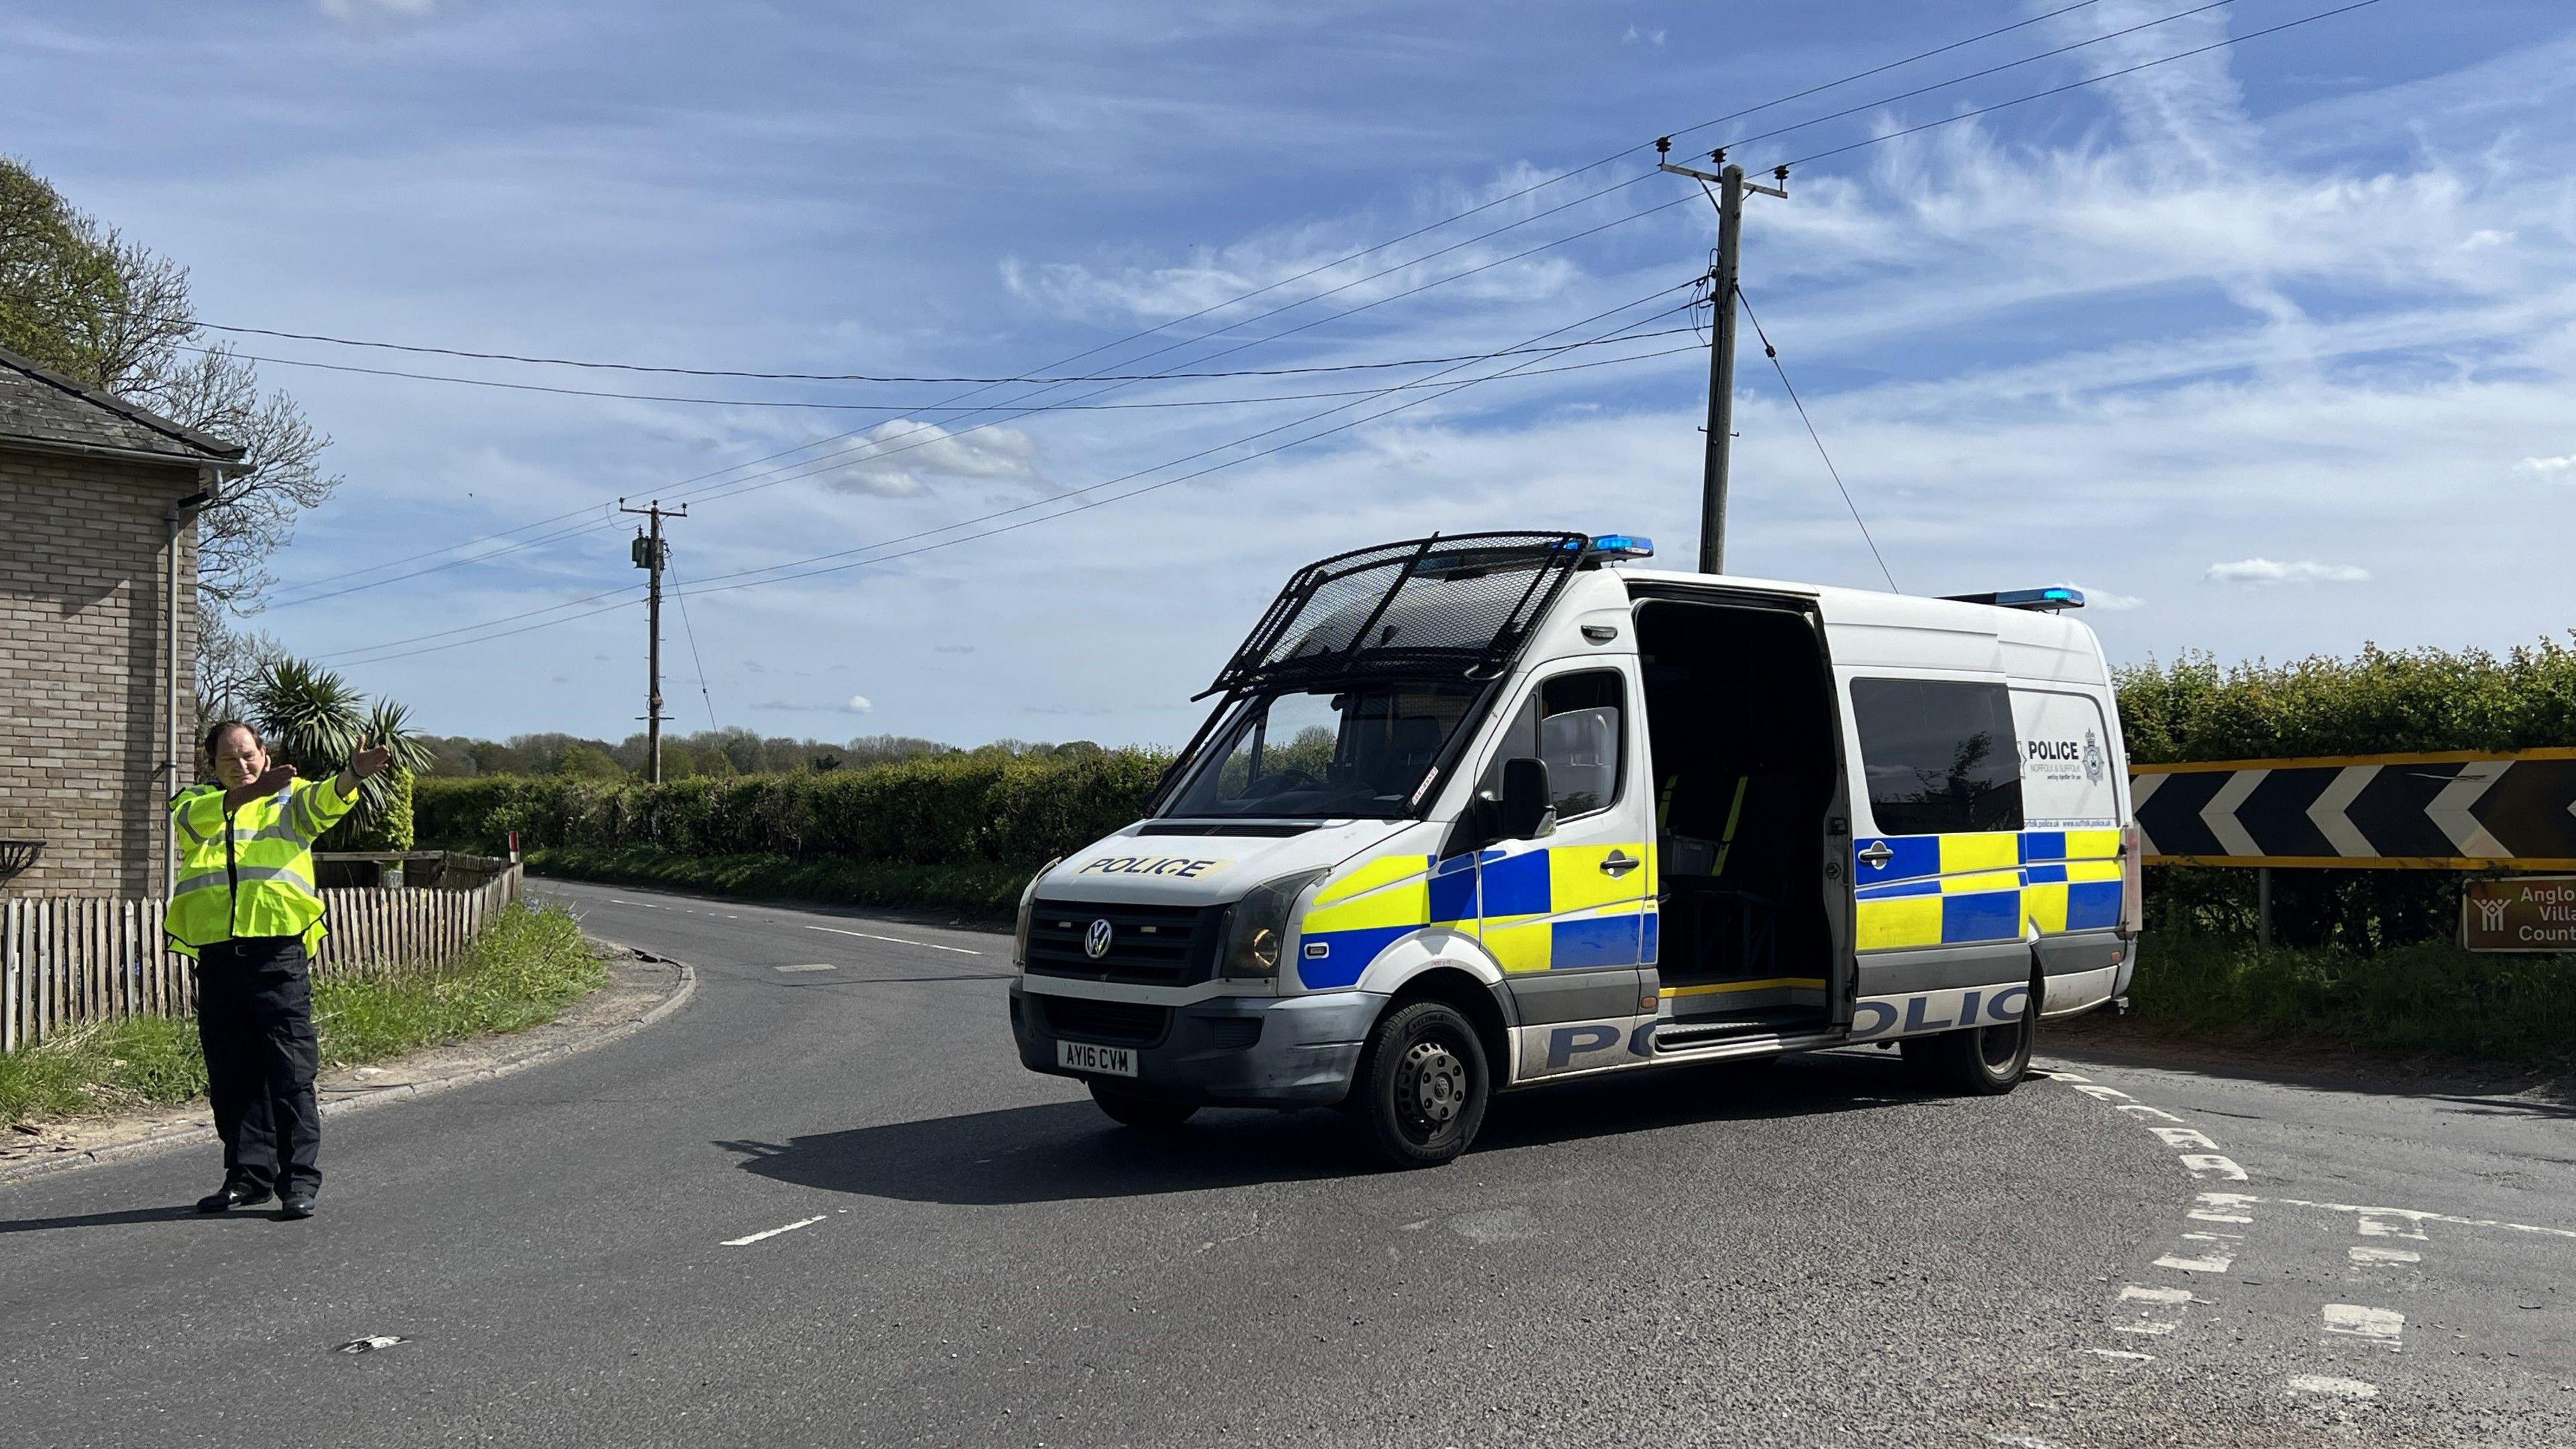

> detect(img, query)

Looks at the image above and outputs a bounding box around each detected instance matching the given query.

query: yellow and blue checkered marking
[1297,844,1653,989]
[1853,828,2123,951]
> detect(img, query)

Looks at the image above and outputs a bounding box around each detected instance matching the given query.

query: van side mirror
[1496,757,1556,841]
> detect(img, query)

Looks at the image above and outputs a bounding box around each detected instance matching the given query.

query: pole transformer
[620,498,687,784]
[1657,140,1787,576]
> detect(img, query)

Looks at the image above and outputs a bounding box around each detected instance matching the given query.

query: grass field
[523,844,1035,921]
[0,902,604,1130]
[2127,930,2576,1065]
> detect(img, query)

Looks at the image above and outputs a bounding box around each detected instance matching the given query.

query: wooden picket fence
[0,855,523,1052]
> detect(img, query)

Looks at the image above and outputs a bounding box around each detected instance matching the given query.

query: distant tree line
[415,728,1111,782]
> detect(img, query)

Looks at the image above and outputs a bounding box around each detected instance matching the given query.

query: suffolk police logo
[1084,919,1115,959]
[2084,729,2105,786]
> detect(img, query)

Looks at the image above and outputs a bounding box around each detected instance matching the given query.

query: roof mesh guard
[1203,531,1590,697]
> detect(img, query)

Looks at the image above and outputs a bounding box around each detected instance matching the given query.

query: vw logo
[1083,918,1115,960]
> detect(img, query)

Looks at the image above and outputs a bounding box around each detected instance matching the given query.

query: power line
[191,325,1709,411]
[136,3,2112,384]
[1772,0,2392,170]
[254,5,2149,606]
[1711,0,2240,158]
[1732,284,1897,594]
[269,191,1701,610]
[319,281,1699,666]
[667,557,719,731]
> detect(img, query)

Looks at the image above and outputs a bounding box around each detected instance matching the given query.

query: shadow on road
[720,1051,1927,1206]
[0,1203,217,1235]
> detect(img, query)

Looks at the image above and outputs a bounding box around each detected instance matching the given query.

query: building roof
[0,345,247,470]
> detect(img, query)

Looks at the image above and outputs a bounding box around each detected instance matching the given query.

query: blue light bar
[1998,586,2083,608]
[1586,534,1656,559]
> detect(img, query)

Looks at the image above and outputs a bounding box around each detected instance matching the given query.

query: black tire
[1348,1000,1490,1169]
[1089,1082,1198,1130]
[1899,988,2033,1095]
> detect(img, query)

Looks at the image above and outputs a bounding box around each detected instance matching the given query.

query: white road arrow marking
[2425,761,2514,857]
[2306,765,2379,859]
[2201,768,2269,857]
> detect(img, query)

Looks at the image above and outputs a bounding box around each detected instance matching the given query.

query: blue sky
[7,0,2573,747]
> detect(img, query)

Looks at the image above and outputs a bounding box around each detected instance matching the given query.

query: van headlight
[1220,868,1330,980]
[1012,859,1059,971]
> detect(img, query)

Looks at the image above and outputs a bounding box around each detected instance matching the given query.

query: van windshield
[1163,682,1483,820]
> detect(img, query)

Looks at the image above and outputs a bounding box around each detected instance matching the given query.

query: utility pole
[620,499,687,784]
[1657,140,1787,575]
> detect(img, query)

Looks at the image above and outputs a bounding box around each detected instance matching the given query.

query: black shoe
[196,1183,274,1214]
[278,1195,317,1220]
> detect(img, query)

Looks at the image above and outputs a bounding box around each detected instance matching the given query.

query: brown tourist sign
[2459,876,2576,953]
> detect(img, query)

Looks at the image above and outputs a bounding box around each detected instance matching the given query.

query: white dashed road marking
[806,925,982,955]
[722,1216,826,1247]
[2349,1246,2420,1265]
[2154,1232,2239,1274]
[2180,1154,2247,1181]
[774,964,838,973]
[2321,1303,2405,1344]
[2288,1374,2379,1400]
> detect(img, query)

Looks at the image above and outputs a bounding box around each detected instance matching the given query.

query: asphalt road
[3,880,2569,1448]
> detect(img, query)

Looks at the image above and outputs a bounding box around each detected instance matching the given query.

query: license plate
[1057,1040,1138,1077]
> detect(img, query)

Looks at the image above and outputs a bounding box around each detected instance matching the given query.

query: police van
[1008,531,2140,1167]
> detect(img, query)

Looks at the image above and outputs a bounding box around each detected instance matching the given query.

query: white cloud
[1621,24,1666,48]
[2204,559,2371,586]
[2070,585,2147,612]
[845,694,873,714]
[2514,454,2574,477]
[826,420,1037,498]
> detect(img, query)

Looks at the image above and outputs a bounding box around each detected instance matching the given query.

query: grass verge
[0,902,605,1130]
[2128,930,2576,1065]
[523,844,1034,921]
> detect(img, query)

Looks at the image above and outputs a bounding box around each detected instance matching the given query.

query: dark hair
[203,720,263,762]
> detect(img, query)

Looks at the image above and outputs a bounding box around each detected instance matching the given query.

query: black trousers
[196,936,321,1196]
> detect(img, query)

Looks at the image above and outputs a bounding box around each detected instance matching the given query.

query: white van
[1008,532,2141,1166]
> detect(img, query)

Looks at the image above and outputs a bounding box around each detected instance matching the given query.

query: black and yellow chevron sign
[2131,749,2576,869]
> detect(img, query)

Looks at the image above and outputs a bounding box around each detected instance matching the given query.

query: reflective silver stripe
[231,865,308,886]
[171,872,231,899]
[175,798,221,845]
[246,820,311,846]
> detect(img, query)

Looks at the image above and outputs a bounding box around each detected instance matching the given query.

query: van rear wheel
[1348,1000,1489,1169]
[1900,999,2032,1095]
[1089,1082,1197,1130]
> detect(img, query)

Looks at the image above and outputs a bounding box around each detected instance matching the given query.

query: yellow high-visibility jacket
[167,775,358,957]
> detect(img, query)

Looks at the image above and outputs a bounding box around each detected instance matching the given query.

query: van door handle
[1858,841,1894,869]
[1599,850,1640,876]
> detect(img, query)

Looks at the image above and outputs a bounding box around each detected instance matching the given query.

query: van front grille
[1038,996,1171,1046]
[1024,899,1224,987]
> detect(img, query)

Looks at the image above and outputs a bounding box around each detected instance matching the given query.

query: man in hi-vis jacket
[168,720,390,1220]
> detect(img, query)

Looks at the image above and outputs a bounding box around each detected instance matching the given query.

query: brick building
[0,347,244,896]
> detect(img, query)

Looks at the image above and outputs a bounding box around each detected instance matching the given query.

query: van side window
[1850,678,2023,835]
[1485,669,1625,818]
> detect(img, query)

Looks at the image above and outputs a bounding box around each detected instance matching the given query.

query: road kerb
[0,936,697,1187]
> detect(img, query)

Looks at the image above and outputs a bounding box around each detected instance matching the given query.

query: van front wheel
[1900,1000,2032,1095]
[1349,1000,1490,1169]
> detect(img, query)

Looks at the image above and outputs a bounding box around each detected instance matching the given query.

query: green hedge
[416,750,1169,868]
[2116,639,2576,951]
